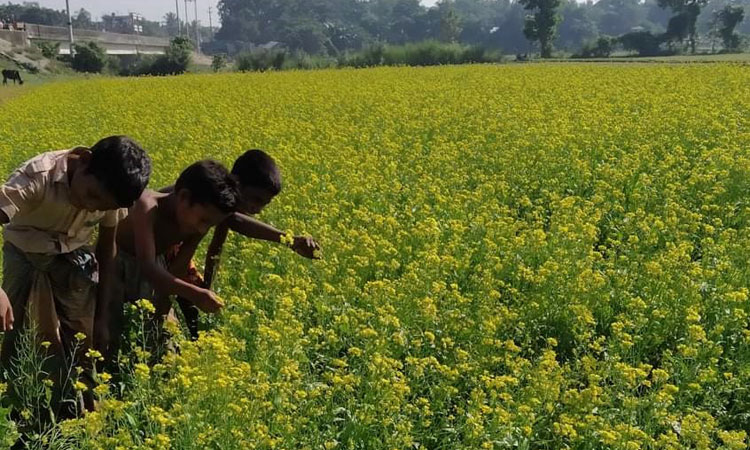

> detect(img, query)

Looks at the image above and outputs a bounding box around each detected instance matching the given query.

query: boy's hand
[191,288,224,314]
[0,289,14,332]
[291,235,321,259]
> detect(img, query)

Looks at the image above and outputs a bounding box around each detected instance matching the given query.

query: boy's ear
[78,149,93,166]
[176,188,191,204]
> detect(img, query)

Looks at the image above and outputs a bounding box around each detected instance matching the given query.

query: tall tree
[657,0,708,52]
[715,4,744,50]
[556,0,597,51]
[594,0,650,35]
[72,8,94,29]
[164,12,180,37]
[438,0,463,43]
[519,0,562,57]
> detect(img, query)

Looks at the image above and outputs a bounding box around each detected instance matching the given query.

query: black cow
[2,69,23,85]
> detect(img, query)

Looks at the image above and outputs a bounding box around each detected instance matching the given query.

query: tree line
[212,0,747,57]
[0,0,747,58]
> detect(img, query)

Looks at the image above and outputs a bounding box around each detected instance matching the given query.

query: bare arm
[131,198,221,312]
[0,211,11,330]
[225,212,321,259]
[167,233,203,279]
[93,224,116,350]
[204,222,229,290]
[0,189,22,331]
[225,212,285,242]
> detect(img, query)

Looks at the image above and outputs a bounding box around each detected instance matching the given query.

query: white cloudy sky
[31,0,440,26]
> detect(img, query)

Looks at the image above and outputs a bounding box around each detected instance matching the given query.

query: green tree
[594,0,650,36]
[71,41,108,73]
[0,4,67,26]
[212,53,228,72]
[715,4,744,50]
[519,0,562,57]
[438,1,463,43]
[72,8,95,29]
[557,0,598,51]
[664,11,691,48]
[657,0,708,52]
[162,36,193,73]
[164,12,180,37]
[619,30,663,55]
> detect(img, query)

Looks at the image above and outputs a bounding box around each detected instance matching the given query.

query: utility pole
[184,0,189,37]
[65,0,74,56]
[208,5,213,40]
[175,0,181,36]
[193,0,201,53]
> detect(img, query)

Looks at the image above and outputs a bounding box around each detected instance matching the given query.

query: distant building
[103,13,144,34]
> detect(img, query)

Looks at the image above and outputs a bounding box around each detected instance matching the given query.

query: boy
[0,136,151,415]
[95,160,238,361]
[174,150,320,339]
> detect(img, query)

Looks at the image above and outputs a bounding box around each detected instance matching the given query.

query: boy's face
[176,189,230,235]
[69,168,120,212]
[238,186,275,215]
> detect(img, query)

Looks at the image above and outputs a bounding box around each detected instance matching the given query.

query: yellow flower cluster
[0,64,749,448]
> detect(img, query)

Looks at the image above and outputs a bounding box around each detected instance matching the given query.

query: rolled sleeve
[0,169,43,221]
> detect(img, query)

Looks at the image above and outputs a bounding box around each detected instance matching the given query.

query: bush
[236,48,287,72]
[161,36,193,74]
[344,43,386,67]
[618,31,665,57]
[33,40,60,59]
[575,36,615,58]
[71,41,108,73]
[120,37,193,77]
[283,51,337,70]
[342,41,502,68]
[212,53,228,72]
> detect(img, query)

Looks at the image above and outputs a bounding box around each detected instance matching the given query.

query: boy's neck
[65,153,79,187]
[156,190,178,224]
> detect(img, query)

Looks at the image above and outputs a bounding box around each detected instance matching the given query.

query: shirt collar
[51,147,89,185]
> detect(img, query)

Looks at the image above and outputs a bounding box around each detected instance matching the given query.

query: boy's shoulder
[133,189,170,215]
[15,148,86,177]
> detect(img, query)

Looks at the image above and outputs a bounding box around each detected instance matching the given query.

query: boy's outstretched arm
[131,198,223,313]
[224,212,321,259]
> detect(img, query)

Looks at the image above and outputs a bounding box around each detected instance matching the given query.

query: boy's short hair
[232,149,282,195]
[175,160,239,213]
[88,135,152,207]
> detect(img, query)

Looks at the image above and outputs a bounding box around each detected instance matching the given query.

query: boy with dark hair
[95,160,239,361]
[174,149,320,339]
[206,149,319,283]
[0,135,152,415]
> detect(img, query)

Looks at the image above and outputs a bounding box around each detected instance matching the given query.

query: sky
[30,0,440,27]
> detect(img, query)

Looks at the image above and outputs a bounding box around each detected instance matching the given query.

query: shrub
[33,41,60,59]
[71,41,108,73]
[211,53,228,72]
[618,31,664,57]
[575,36,616,58]
[236,48,287,72]
[119,37,193,77]
[342,41,501,68]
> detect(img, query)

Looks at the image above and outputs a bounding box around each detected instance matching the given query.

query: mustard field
[1,64,750,449]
